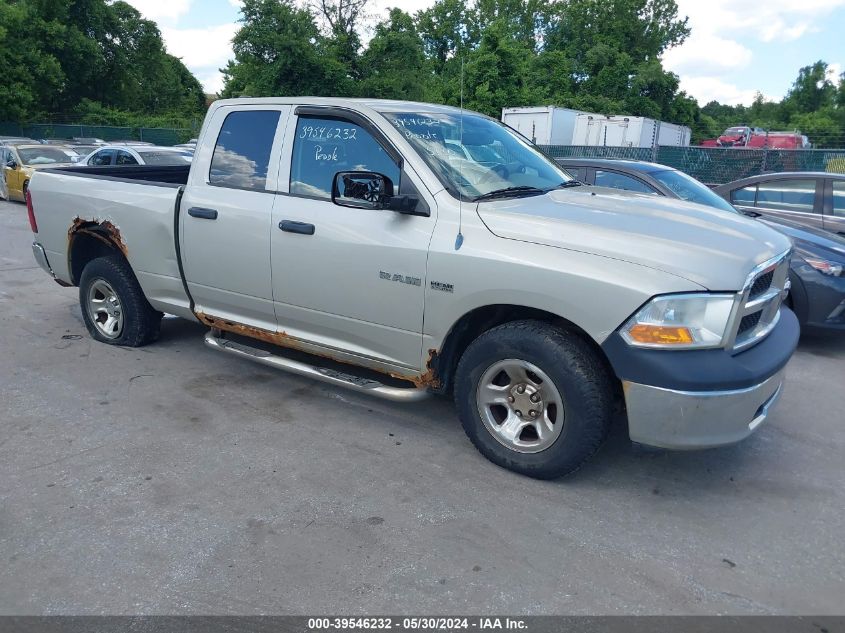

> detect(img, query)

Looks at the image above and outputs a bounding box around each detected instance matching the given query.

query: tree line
[0,0,206,127]
[2,0,844,147]
[222,0,700,131]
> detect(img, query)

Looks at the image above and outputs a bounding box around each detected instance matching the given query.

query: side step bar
[203,331,431,403]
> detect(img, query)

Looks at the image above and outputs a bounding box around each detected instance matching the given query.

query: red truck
[700,126,809,149]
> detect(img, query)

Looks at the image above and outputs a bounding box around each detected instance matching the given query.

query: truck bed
[42,164,191,185]
[30,166,193,319]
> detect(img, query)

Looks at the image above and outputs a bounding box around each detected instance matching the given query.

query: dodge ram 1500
[27,98,798,478]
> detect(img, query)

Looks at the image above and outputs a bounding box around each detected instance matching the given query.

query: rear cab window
[209,110,282,190]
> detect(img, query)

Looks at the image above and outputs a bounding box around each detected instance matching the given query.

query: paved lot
[1,198,844,615]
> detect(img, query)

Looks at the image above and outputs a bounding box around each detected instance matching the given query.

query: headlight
[620,293,736,349]
[803,256,843,277]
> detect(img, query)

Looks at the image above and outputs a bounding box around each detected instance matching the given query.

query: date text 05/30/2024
[307,617,528,630]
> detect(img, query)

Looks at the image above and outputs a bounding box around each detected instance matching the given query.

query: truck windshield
[381,111,572,200]
[651,169,738,214]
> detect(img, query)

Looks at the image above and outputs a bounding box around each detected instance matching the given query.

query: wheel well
[431,304,618,395]
[68,225,127,286]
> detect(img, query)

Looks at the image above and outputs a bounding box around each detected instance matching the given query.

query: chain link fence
[541,145,845,185]
[0,122,195,146]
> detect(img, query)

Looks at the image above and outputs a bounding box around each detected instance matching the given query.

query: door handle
[188,207,218,220]
[279,220,315,235]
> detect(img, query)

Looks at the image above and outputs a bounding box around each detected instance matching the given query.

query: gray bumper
[623,369,785,449]
[32,242,55,278]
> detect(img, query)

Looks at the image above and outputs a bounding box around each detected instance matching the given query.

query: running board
[203,331,431,403]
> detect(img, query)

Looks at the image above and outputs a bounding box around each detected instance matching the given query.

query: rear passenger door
[180,106,290,331]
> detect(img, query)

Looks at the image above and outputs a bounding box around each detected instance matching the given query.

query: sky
[125,0,845,107]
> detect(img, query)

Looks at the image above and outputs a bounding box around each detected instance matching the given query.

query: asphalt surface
[1,198,844,615]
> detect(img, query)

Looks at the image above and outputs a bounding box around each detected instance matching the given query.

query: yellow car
[2,144,79,202]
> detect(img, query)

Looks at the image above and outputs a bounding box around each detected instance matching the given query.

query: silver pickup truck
[27,98,798,478]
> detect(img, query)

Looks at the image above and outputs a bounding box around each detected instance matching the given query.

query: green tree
[783,61,837,115]
[221,0,346,98]
[359,9,430,101]
[0,1,63,120]
[460,19,543,117]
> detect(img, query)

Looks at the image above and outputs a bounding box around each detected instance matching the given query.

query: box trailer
[501,106,586,145]
[572,114,691,148]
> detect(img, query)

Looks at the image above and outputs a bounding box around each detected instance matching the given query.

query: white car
[83,145,193,167]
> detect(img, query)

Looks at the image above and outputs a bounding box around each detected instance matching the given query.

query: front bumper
[603,306,800,449]
[623,369,784,449]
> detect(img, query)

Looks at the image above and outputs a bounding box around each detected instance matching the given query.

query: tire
[79,255,162,346]
[22,179,29,200]
[454,320,615,479]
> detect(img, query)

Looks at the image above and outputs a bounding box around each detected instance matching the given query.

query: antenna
[455,56,465,251]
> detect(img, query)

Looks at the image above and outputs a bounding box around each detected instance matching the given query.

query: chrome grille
[727,250,791,352]
[748,271,774,299]
[737,311,762,334]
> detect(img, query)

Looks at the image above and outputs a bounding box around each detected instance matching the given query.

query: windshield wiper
[553,180,583,189]
[473,186,547,201]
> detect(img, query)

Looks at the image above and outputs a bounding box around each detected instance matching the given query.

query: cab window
[594,169,657,195]
[289,116,400,199]
[209,110,281,191]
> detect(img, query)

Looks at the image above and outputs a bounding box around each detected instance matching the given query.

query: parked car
[72,137,106,145]
[714,172,845,236]
[82,145,193,166]
[0,136,35,146]
[3,143,79,201]
[559,158,845,331]
[28,97,797,478]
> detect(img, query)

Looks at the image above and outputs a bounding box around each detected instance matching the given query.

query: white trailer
[572,114,691,148]
[501,106,586,145]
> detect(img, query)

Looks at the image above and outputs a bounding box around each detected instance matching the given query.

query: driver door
[270,109,437,370]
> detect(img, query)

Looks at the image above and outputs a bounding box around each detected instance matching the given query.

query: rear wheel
[79,255,162,346]
[454,320,614,479]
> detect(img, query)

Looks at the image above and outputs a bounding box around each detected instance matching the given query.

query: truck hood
[477,186,792,291]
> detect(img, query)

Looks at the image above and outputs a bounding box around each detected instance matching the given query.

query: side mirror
[332,171,394,210]
[5,159,17,169]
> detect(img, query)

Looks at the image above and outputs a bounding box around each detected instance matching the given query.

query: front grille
[748,271,773,299]
[730,251,791,352]
[738,311,762,334]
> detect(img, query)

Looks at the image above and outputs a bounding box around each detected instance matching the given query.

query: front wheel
[79,255,162,346]
[454,320,615,479]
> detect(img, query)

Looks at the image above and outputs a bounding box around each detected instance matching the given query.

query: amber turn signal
[626,324,694,345]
